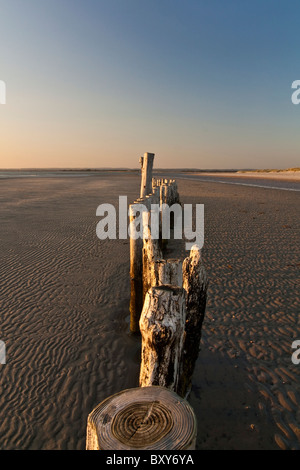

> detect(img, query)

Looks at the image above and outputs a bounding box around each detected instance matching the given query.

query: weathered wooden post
[139,285,186,391]
[152,185,160,205]
[140,152,155,198]
[142,211,162,300]
[174,181,179,203]
[129,200,144,333]
[159,183,170,252]
[159,182,167,206]
[178,244,208,398]
[129,150,157,333]
[155,258,183,287]
[168,181,179,204]
[86,386,197,450]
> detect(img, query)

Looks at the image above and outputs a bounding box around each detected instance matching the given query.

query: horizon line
[0,167,299,173]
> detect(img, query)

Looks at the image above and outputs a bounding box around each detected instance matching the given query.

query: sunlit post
[140,152,155,198]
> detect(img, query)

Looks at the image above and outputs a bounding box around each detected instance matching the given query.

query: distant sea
[0,169,138,179]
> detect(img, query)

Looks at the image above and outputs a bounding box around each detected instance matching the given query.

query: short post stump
[86,386,197,450]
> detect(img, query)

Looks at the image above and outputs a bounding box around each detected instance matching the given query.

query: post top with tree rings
[86,386,197,450]
[111,401,173,448]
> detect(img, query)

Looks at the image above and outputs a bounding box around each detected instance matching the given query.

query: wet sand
[183,177,300,450]
[0,172,299,450]
[159,171,300,192]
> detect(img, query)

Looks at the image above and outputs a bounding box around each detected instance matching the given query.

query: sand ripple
[183,179,300,450]
[0,176,140,450]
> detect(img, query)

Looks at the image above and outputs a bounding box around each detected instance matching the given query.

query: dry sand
[188,171,300,181]
[0,172,299,450]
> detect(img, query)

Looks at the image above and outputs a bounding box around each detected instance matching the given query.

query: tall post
[142,210,162,301]
[129,201,144,333]
[140,153,155,198]
[178,244,208,398]
[139,285,186,391]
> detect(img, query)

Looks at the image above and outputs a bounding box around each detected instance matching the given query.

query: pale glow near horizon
[0,1,299,170]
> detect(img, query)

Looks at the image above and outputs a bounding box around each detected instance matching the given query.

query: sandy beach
[0,171,299,450]
[187,171,300,181]
[183,176,300,450]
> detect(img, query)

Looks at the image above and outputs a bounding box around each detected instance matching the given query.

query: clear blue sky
[0,0,299,169]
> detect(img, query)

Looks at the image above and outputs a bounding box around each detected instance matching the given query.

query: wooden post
[155,258,183,287]
[142,211,162,300]
[159,183,167,206]
[178,244,208,398]
[169,181,179,204]
[159,184,169,251]
[140,152,155,198]
[152,178,157,192]
[86,386,197,450]
[129,201,144,333]
[139,285,186,391]
[174,181,179,203]
[152,186,160,205]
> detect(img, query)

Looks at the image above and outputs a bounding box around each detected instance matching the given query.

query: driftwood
[177,244,208,397]
[139,285,186,391]
[86,386,197,450]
